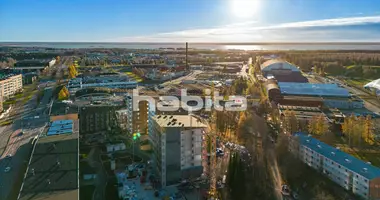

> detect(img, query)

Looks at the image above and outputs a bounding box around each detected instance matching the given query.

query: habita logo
[132,89,247,112]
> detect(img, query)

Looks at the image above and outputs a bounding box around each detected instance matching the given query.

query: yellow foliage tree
[58,87,69,100]
[62,86,70,97]
[237,111,247,138]
[342,114,365,147]
[363,115,375,145]
[68,64,78,79]
[283,109,298,134]
[308,114,329,135]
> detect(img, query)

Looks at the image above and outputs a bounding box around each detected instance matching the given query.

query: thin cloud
[110,16,380,43]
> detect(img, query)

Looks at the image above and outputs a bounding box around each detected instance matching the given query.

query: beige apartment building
[0,74,23,99]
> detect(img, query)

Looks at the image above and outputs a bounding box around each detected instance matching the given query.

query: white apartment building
[290,133,380,200]
[0,74,23,99]
[151,115,206,187]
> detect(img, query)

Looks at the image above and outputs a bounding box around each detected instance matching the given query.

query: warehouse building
[260,60,308,83]
[289,133,380,200]
[278,82,364,109]
[18,119,79,200]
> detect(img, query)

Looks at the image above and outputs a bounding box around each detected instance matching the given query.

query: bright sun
[231,0,260,18]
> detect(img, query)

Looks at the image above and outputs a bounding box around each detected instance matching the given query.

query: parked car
[4,167,11,173]
[281,185,290,196]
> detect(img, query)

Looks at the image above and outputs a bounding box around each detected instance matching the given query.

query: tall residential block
[125,93,155,136]
[151,115,206,187]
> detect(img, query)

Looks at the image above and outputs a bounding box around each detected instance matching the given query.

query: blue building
[289,133,380,200]
[278,82,364,109]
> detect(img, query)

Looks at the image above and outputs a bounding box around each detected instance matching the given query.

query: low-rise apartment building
[289,133,380,200]
[0,74,23,99]
[151,115,206,187]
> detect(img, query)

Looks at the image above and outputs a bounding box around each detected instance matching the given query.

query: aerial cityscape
[1,0,380,200]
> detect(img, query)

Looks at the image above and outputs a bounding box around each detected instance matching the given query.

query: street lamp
[132,132,141,163]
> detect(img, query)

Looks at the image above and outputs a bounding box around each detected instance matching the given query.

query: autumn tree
[308,114,329,136]
[58,86,69,100]
[68,64,78,79]
[363,115,375,145]
[237,111,247,138]
[342,114,365,147]
[283,109,298,134]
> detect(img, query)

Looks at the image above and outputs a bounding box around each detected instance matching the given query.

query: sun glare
[230,0,260,18]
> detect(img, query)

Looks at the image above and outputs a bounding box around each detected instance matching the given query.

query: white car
[281,185,290,196]
[4,167,11,173]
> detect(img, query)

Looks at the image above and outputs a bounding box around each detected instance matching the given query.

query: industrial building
[289,133,380,200]
[260,60,308,83]
[278,105,330,122]
[13,59,56,72]
[0,74,23,99]
[150,115,207,187]
[18,119,79,200]
[267,82,364,110]
[67,75,137,94]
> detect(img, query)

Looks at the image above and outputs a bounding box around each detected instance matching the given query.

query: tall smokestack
[186,42,188,71]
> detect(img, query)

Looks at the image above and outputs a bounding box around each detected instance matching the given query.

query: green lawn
[0,120,12,126]
[346,78,371,87]
[3,100,16,105]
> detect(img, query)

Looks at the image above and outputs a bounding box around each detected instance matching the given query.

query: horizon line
[2,42,380,45]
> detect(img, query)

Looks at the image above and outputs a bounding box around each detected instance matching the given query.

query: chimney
[186,42,188,71]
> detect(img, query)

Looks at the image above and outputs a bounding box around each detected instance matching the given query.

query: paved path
[88,148,107,200]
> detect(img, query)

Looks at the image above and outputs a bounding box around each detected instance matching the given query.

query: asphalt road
[0,86,53,199]
[161,70,202,86]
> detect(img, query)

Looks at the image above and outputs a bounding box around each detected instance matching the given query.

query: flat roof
[294,133,380,180]
[153,115,207,128]
[51,120,73,126]
[47,120,74,136]
[279,82,351,98]
[19,130,79,200]
[278,105,321,112]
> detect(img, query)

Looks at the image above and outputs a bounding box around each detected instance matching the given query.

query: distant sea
[2,42,380,50]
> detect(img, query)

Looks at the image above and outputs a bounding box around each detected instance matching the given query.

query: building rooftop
[279,82,351,98]
[18,126,79,200]
[153,115,207,128]
[47,120,73,136]
[294,133,380,180]
[0,73,21,81]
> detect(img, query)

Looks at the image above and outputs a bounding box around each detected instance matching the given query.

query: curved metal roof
[260,59,290,70]
[364,78,380,91]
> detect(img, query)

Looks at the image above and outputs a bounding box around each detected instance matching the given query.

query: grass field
[346,78,372,87]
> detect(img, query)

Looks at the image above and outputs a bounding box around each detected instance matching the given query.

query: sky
[1,0,380,42]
